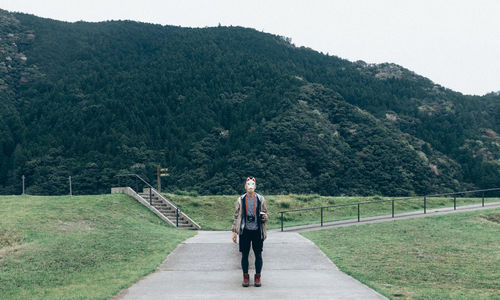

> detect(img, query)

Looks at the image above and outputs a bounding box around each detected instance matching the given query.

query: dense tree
[0,9,498,195]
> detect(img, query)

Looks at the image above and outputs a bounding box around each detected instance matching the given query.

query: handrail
[115,173,155,206]
[278,187,500,231]
[114,173,194,228]
[149,188,201,229]
[115,173,154,189]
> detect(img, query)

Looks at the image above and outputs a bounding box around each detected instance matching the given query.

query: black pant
[239,228,263,274]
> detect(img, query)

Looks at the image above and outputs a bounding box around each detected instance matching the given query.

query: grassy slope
[302,209,500,299]
[166,192,499,230]
[0,194,195,300]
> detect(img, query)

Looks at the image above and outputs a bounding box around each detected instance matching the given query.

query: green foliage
[173,190,199,197]
[0,9,499,196]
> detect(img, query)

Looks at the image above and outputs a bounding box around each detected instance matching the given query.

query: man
[232,177,268,287]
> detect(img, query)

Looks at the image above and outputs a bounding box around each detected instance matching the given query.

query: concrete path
[114,231,386,299]
[275,201,500,233]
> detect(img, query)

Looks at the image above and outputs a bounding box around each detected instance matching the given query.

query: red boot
[254,274,261,287]
[242,273,249,287]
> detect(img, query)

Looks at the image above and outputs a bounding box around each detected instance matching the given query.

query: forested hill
[1,9,499,196]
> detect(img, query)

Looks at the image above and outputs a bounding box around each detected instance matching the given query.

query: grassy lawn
[165,192,500,230]
[0,194,195,300]
[302,209,500,299]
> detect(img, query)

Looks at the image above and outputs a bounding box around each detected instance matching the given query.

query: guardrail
[278,187,500,231]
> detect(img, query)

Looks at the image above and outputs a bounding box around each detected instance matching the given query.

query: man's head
[245,177,256,193]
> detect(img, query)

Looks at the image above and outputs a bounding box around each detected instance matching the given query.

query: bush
[174,190,199,197]
[279,200,291,209]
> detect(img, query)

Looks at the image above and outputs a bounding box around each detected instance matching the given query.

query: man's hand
[261,213,268,222]
[232,232,237,244]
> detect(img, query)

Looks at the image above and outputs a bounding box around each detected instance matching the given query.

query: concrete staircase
[111,186,200,230]
[138,188,199,230]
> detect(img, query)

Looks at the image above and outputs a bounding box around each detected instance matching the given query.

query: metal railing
[116,173,154,205]
[278,187,500,231]
[115,173,182,227]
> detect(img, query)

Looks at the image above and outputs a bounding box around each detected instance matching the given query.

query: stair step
[140,197,159,201]
[127,189,198,230]
[164,214,179,219]
[164,214,180,219]
[156,208,174,212]
[139,193,158,198]
[165,216,189,223]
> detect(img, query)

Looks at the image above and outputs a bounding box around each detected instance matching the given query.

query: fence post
[176,208,179,227]
[69,176,72,196]
[482,192,485,207]
[281,212,284,232]
[454,196,456,210]
[22,175,25,195]
[321,207,323,227]
[149,188,152,206]
[357,204,360,222]
[424,196,426,214]
[392,200,394,218]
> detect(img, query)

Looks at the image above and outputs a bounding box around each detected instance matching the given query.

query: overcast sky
[2,0,499,95]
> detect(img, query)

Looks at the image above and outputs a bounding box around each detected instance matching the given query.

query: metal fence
[278,187,500,231]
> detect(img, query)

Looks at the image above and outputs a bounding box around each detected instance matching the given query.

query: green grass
[302,209,500,299]
[165,192,500,230]
[0,194,195,300]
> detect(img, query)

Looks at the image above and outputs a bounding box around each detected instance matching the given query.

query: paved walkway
[114,202,500,299]
[274,202,500,233]
[114,231,386,299]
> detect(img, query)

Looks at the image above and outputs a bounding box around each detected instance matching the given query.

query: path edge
[110,231,200,299]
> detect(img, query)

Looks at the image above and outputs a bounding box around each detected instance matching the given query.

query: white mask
[245,177,256,191]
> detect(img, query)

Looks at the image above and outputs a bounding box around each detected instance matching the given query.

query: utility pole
[69,176,72,196]
[22,175,25,195]
[157,164,161,192]
[157,164,169,193]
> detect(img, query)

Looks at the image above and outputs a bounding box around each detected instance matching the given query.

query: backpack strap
[241,193,259,216]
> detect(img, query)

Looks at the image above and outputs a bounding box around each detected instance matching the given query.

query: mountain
[1,9,499,196]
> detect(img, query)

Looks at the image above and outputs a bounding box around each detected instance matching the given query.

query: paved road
[114,231,386,299]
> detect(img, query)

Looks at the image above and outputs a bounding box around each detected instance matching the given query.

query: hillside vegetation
[0,194,194,299]
[0,9,499,196]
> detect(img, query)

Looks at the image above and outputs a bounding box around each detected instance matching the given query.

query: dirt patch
[0,243,26,260]
[0,229,22,248]
[480,213,500,224]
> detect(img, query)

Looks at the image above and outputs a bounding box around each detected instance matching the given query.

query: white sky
[2,0,499,95]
